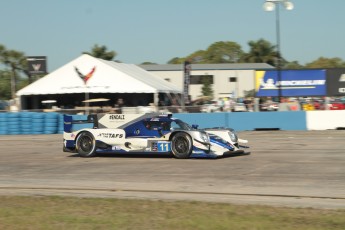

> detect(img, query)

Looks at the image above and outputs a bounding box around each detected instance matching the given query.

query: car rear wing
[63,114,98,133]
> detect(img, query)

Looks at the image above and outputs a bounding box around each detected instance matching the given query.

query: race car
[63,113,249,159]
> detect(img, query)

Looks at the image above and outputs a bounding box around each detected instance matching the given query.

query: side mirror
[192,124,199,129]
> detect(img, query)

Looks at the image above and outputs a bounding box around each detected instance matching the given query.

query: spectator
[114,98,124,113]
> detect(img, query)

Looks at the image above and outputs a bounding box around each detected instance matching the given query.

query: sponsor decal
[97,133,123,138]
[339,88,345,93]
[75,66,96,84]
[151,142,158,151]
[112,146,122,150]
[27,56,47,74]
[280,80,325,87]
[109,114,125,120]
[32,64,41,71]
[260,78,278,89]
[256,70,326,97]
[339,74,345,82]
[151,141,171,152]
[260,79,325,90]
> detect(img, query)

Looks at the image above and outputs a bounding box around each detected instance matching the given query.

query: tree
[185,50,207,64]
[167,57,185,64]
[0,70,11,100]
[204,41,243,63]
[83,44,117,60]
[305,57,345,68]
[241,39,277,66]
[284,60,304,69]
[0,44,5,58]
[167,41,244,64]
[0,45,29,99]
[243,89,255,98]
[140,61,157,65]
[201,76,214,98]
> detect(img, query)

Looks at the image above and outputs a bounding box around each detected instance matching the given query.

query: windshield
[171,119,192,130]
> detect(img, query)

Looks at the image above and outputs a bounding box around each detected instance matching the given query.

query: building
[141,63,274,100]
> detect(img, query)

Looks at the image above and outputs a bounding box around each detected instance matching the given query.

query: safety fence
[1,110,345,135]
[0,112,64,135]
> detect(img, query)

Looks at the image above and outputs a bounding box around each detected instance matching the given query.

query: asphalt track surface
[0,131,344,209]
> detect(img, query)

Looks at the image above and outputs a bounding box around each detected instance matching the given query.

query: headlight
[228,131,238,142]
[199,132,210,144]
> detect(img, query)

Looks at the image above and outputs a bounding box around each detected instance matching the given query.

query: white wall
[149,69,255,100]
[307,110,345,130]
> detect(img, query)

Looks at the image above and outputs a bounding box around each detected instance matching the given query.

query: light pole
[263,0,294,102]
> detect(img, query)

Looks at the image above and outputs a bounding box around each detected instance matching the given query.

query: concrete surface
[0,130,344,209]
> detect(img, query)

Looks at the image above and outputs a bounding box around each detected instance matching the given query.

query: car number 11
[158,142,171,152]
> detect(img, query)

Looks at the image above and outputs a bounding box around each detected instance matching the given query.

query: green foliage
[167,57,185,64]
[185,50,207,63]
[83,44,117,60]
[241,39,277,66]
[204,41,243,63]
[284,60,304,69]
[244,89,255,98]
[305,57,345,68]
[141,62,157,65]
[168,41,244,65]
[201,76,214,98]
[0,44,29,99]
[166,38,343,69]
[0,70,11,100]
[0,196,344,230]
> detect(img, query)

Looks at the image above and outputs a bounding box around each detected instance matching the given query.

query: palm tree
[241,39,277,66]
[83,44,117,61]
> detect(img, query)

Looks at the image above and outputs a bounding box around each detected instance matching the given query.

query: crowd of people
[182,96,345,113]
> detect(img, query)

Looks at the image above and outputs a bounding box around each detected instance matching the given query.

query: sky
[1,0,345,72]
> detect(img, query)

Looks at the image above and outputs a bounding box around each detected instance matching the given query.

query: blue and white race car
[63,113,249,159]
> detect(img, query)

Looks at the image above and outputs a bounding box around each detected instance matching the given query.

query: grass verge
[0,196,344,230]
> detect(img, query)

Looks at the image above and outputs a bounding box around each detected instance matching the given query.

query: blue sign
[255,70,326,97]
[157,142,171,152]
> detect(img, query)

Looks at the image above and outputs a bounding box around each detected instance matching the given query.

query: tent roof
[140,63,275,71]
[17,54,181,96]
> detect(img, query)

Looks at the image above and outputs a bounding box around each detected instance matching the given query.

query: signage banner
[27,56,47,75]
[255,70,326,97]
[326,68,345,96]
[183,61,191,104]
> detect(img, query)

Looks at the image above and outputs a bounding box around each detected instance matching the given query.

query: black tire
[171,132,192,159]
[76,132,97,157]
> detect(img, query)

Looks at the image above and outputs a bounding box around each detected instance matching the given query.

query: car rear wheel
[171,132,192,159]
[76,131,96,157]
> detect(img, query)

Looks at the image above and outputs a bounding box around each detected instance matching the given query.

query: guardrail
[0,110,345,135]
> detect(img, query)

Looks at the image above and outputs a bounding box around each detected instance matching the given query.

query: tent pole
[85,89,89,115]
[154,92,159,112]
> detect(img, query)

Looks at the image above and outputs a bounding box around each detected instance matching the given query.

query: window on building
[190,75,214,84]
[229,77,237,82]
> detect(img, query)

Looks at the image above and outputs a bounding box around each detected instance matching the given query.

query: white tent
[17,54,182,109]
[17,54,181,95]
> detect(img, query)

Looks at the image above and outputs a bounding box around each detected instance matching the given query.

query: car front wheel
[171,132,192,159]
